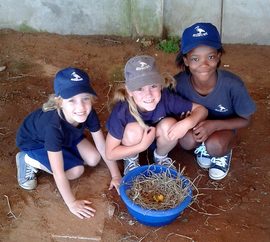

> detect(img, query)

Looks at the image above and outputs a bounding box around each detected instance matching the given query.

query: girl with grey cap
[16,67,121,219]
[175,22,256,180]
[105,55,208,175]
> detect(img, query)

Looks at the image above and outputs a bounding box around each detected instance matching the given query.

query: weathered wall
[164,0,222,38]
[0,0,131,36]
[0,0,269,45]
[222,0,270,44]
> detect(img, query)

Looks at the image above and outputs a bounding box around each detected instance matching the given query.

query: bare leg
[77,138,101,167]
[205,130,235,157]
[122,122,144,157]
[155,117,178,156]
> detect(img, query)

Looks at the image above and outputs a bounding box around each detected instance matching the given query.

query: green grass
[157,37,179,53]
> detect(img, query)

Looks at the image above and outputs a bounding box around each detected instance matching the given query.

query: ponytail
[161,72,176,91]
[42,94,61,112]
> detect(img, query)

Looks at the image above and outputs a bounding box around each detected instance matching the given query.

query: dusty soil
[0,29,270,242]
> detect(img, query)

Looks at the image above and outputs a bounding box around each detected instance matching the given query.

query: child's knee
[66,165,84,180]
[156,117,177,137]
[206,131,235,156]
[179,130,197,150]
[179,138,197,150]
[206,140,227,156]
[85,152,101,167]
[122,122,144,145]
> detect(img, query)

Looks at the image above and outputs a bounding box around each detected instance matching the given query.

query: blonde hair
[108,73,176,129]
[42,94,97,112]
[42,94,61,112]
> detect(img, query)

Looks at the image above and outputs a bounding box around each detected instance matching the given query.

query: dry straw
[126,167,191,210]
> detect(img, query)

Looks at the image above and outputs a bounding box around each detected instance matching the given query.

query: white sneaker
[154,156,176,170]
[194,143,212,169]
[123,155,140,175]
[209,150,232,180]
[16,152,38,190]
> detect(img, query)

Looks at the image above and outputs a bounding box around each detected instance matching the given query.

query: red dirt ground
[0,29,269,242]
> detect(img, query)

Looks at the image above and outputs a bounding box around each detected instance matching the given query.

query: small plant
[157,36,179,53]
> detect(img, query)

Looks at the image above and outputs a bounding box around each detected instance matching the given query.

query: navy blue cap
[181,22,222,54]
[54,67,97,99]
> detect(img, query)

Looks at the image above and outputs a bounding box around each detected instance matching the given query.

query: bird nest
[126,168,191,210]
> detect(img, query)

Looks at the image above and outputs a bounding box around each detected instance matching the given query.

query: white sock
[153,149,167,160]
[124,154,139,161]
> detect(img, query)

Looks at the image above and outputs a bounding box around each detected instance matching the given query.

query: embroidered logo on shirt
[192,26,208,37]
[70,72,83,81]
[215,104,228,112]
[136,61,150,71]
[154,116,165,124]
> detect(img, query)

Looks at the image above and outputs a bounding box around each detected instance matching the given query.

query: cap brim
[182,40,222,54]
[126,72,163,91]
[60,85,97,99]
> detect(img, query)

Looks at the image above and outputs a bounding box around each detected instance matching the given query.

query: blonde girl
[105,55,208,174]
[16,67,121,219]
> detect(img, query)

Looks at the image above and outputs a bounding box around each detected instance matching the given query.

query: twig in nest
[4,195,17,219]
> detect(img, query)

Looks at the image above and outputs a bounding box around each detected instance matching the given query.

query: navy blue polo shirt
[16,108,100,152]
[106,89,192,140]
[174,69,256,119]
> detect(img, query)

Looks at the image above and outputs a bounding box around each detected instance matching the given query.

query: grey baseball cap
[124,55,163,91]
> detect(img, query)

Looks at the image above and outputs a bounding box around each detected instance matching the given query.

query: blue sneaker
[194,143,212,169]
[16,152,38,190]
[209,150,232,180]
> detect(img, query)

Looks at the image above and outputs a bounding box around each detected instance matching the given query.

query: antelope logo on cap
[193,26,208,37]
[70,71,83,81]
[136,61,150,71]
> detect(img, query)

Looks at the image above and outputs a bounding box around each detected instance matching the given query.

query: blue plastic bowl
[120,165,192,227]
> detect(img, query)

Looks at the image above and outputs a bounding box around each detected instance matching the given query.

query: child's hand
[109,176,122,195]
[193,120,215,142]
[68,200,96,219]
[140,127,156,148]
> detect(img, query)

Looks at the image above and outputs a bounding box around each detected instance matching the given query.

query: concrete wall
[164,0,222,38]
[222,0,270,44]
[0,0,131,36]
[131,0,163,37]
[0,0,269,45]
